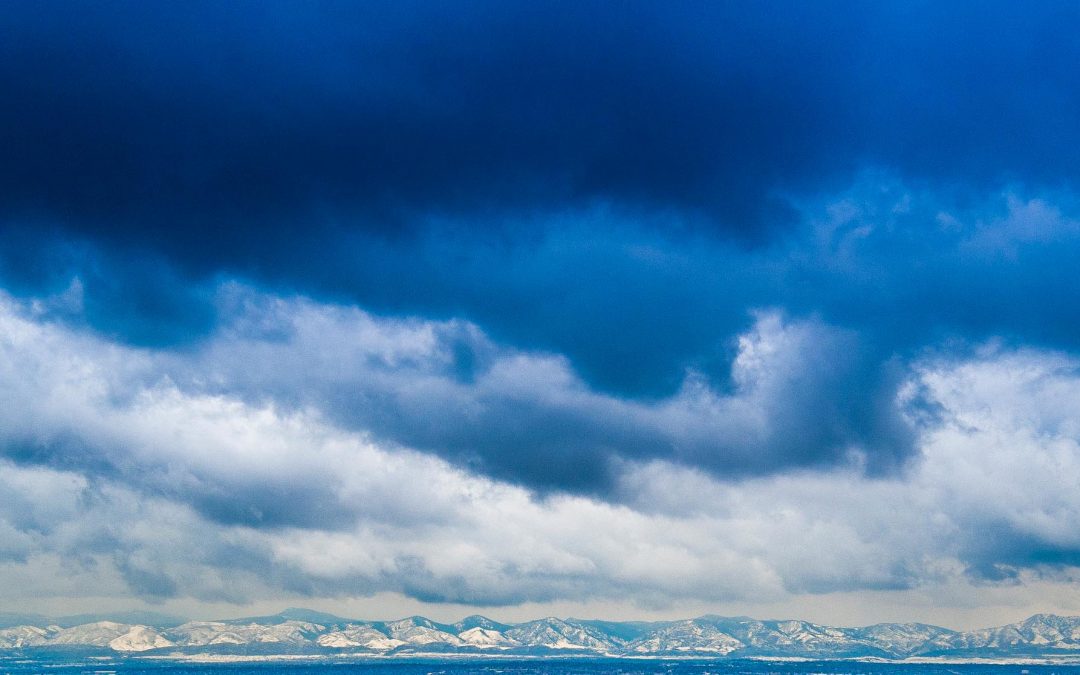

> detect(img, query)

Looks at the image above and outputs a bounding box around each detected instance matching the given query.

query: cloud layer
[3,2,1080,620]
[3,284,1080,611]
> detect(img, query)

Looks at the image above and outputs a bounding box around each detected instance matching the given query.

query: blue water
[1,658,1077,675]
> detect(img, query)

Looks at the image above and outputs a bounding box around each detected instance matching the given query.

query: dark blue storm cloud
[4,0,1080,497]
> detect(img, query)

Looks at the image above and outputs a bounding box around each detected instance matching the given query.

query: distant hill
[4,610,1080,660]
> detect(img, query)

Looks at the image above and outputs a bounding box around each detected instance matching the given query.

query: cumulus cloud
[7,170,1080,479]
[2,287,1080,609]
[2,282,907,506]
[167,286,912,492]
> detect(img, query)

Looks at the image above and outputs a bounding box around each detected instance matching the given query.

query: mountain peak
[453,615,509,632]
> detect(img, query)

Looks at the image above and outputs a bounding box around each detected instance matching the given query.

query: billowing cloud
[2,287,1080,610]
[2,280,916,496]
[12,179,1080,493]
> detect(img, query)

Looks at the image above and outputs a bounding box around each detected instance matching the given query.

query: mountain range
[2,609,1080,659]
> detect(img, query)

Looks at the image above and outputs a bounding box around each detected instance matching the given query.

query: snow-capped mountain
[0,625,52,648]
[457,626,517,647]
[450,615,518,648]
[380,616,464,646]
[453,614,512,633]
[166,619,322,647]
[42,621,175,652]
[626,619,743,654]
[504,617,617,651]
[851,622,958,657]
[701,617,865,656]
[6,610,1080,659]
[107,625,175,652]
[316,623,405,650]
[941,614,1080,654]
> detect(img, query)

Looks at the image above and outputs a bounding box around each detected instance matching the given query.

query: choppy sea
[1,658,1077,675]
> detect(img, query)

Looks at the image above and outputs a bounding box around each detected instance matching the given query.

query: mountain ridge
[3,610,1080,659]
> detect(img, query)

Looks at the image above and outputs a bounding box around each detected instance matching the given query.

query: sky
[3,0,1080,631]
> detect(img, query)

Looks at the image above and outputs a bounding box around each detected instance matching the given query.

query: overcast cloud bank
[3,280,1080,613]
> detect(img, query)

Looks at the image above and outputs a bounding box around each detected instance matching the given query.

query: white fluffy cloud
[1,287,1080,617]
